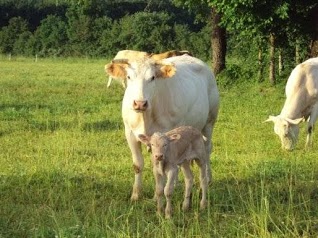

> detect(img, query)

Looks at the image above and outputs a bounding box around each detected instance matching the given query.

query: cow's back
[151,55,218,133]
[282,58,318,118]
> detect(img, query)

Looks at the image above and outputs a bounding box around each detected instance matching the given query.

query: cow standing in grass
[266,57,318,150]
[105,54,219,200]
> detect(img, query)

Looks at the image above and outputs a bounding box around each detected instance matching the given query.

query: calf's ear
[105,63,127,78]
[169,133,181,141]
[138,134,150,144]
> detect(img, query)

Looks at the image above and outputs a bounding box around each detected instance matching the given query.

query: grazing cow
[105,54,219,200]
[107,50,150,88]
[138,126,208,218]
[266,57,318,150]
[149,50,192,61]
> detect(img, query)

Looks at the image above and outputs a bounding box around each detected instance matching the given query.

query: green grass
[0,56,318,237]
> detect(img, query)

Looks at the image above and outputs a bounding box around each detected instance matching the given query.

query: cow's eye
[150,76,155,81]
[127,75,131,80]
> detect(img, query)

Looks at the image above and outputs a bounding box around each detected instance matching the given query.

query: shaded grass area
[0,57,318,237]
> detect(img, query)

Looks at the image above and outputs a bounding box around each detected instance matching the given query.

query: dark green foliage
[34,15,68,56]
[0,0,207,58]
[0,16,30,54]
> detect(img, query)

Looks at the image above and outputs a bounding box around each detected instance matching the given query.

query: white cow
[266,57,318,150]
[105,54,219,200]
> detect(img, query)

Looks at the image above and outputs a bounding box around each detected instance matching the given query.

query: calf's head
[105,59,176,112]
[138,132,181,162]
[265,116,304,151]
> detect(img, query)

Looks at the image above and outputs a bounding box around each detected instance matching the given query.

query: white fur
[266,57,318,150]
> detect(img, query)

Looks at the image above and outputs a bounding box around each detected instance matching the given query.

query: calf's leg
[164,168,178,219]
[180,161,193,211]
[153,169,165,214]
[196,158,208,210]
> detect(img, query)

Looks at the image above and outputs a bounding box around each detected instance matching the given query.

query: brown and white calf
[138,126,209,218]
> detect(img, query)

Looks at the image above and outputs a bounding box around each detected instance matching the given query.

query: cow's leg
[180,161,193,211]
[125,127,144,201]
[164,168,178,219]
[201,123,213,184]
[306,106,318,148]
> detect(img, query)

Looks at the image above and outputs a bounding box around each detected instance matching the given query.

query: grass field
[0,56,318,238]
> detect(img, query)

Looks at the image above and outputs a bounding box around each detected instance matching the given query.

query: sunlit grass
[0,56,318,237]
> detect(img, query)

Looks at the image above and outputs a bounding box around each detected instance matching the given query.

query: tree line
[0,0,317,83]
[0,0,211,60]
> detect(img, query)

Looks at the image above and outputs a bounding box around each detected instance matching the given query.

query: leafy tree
[115,12,175,53]
[173,0,226,75]
[34,15,68,56]
[0,16,30,54]
[210,0,318,83]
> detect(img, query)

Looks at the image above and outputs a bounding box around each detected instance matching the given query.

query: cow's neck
[126,110,156,136]
[280,95,304,119]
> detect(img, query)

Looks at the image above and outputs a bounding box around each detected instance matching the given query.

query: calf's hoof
[200,200,207,210]
[130,193,139,201]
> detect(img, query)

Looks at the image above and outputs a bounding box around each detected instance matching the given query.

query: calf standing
[138,126,209,218]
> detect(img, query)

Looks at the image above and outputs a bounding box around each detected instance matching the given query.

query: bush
[34,15,68,57]
[0,16,30,54]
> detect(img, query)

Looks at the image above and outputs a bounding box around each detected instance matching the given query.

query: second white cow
[105,54,219,200]
[266,57,318,150]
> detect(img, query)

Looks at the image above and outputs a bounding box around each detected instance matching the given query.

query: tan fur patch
[156,64,176,78]
[105,63,127,78]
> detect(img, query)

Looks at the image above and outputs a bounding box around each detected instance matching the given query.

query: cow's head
[265,115,304,151]
[105,58,176,112]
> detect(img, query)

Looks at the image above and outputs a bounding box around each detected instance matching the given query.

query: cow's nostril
[133,100,148,111]
[143,101,148,108]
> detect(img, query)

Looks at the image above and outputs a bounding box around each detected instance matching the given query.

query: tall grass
[0,56,318,237]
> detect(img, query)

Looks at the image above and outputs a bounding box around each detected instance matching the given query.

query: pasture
[0,56,318,237]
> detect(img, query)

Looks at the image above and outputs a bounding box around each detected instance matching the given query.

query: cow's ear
[169,133,181,141]
[105,63,127,78]
[264,115,277,123]
[285,117,305,125]
[156,63,176,78]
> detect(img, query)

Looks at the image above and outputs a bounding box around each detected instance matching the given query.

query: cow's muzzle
[133,100,148,112]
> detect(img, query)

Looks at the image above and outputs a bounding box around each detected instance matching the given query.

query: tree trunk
[295,40,301,64]
[258,47,264,82]
[310,5,318,57]
[211,8,226,75]
[269,33,275,85]
[278,49,283,76]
